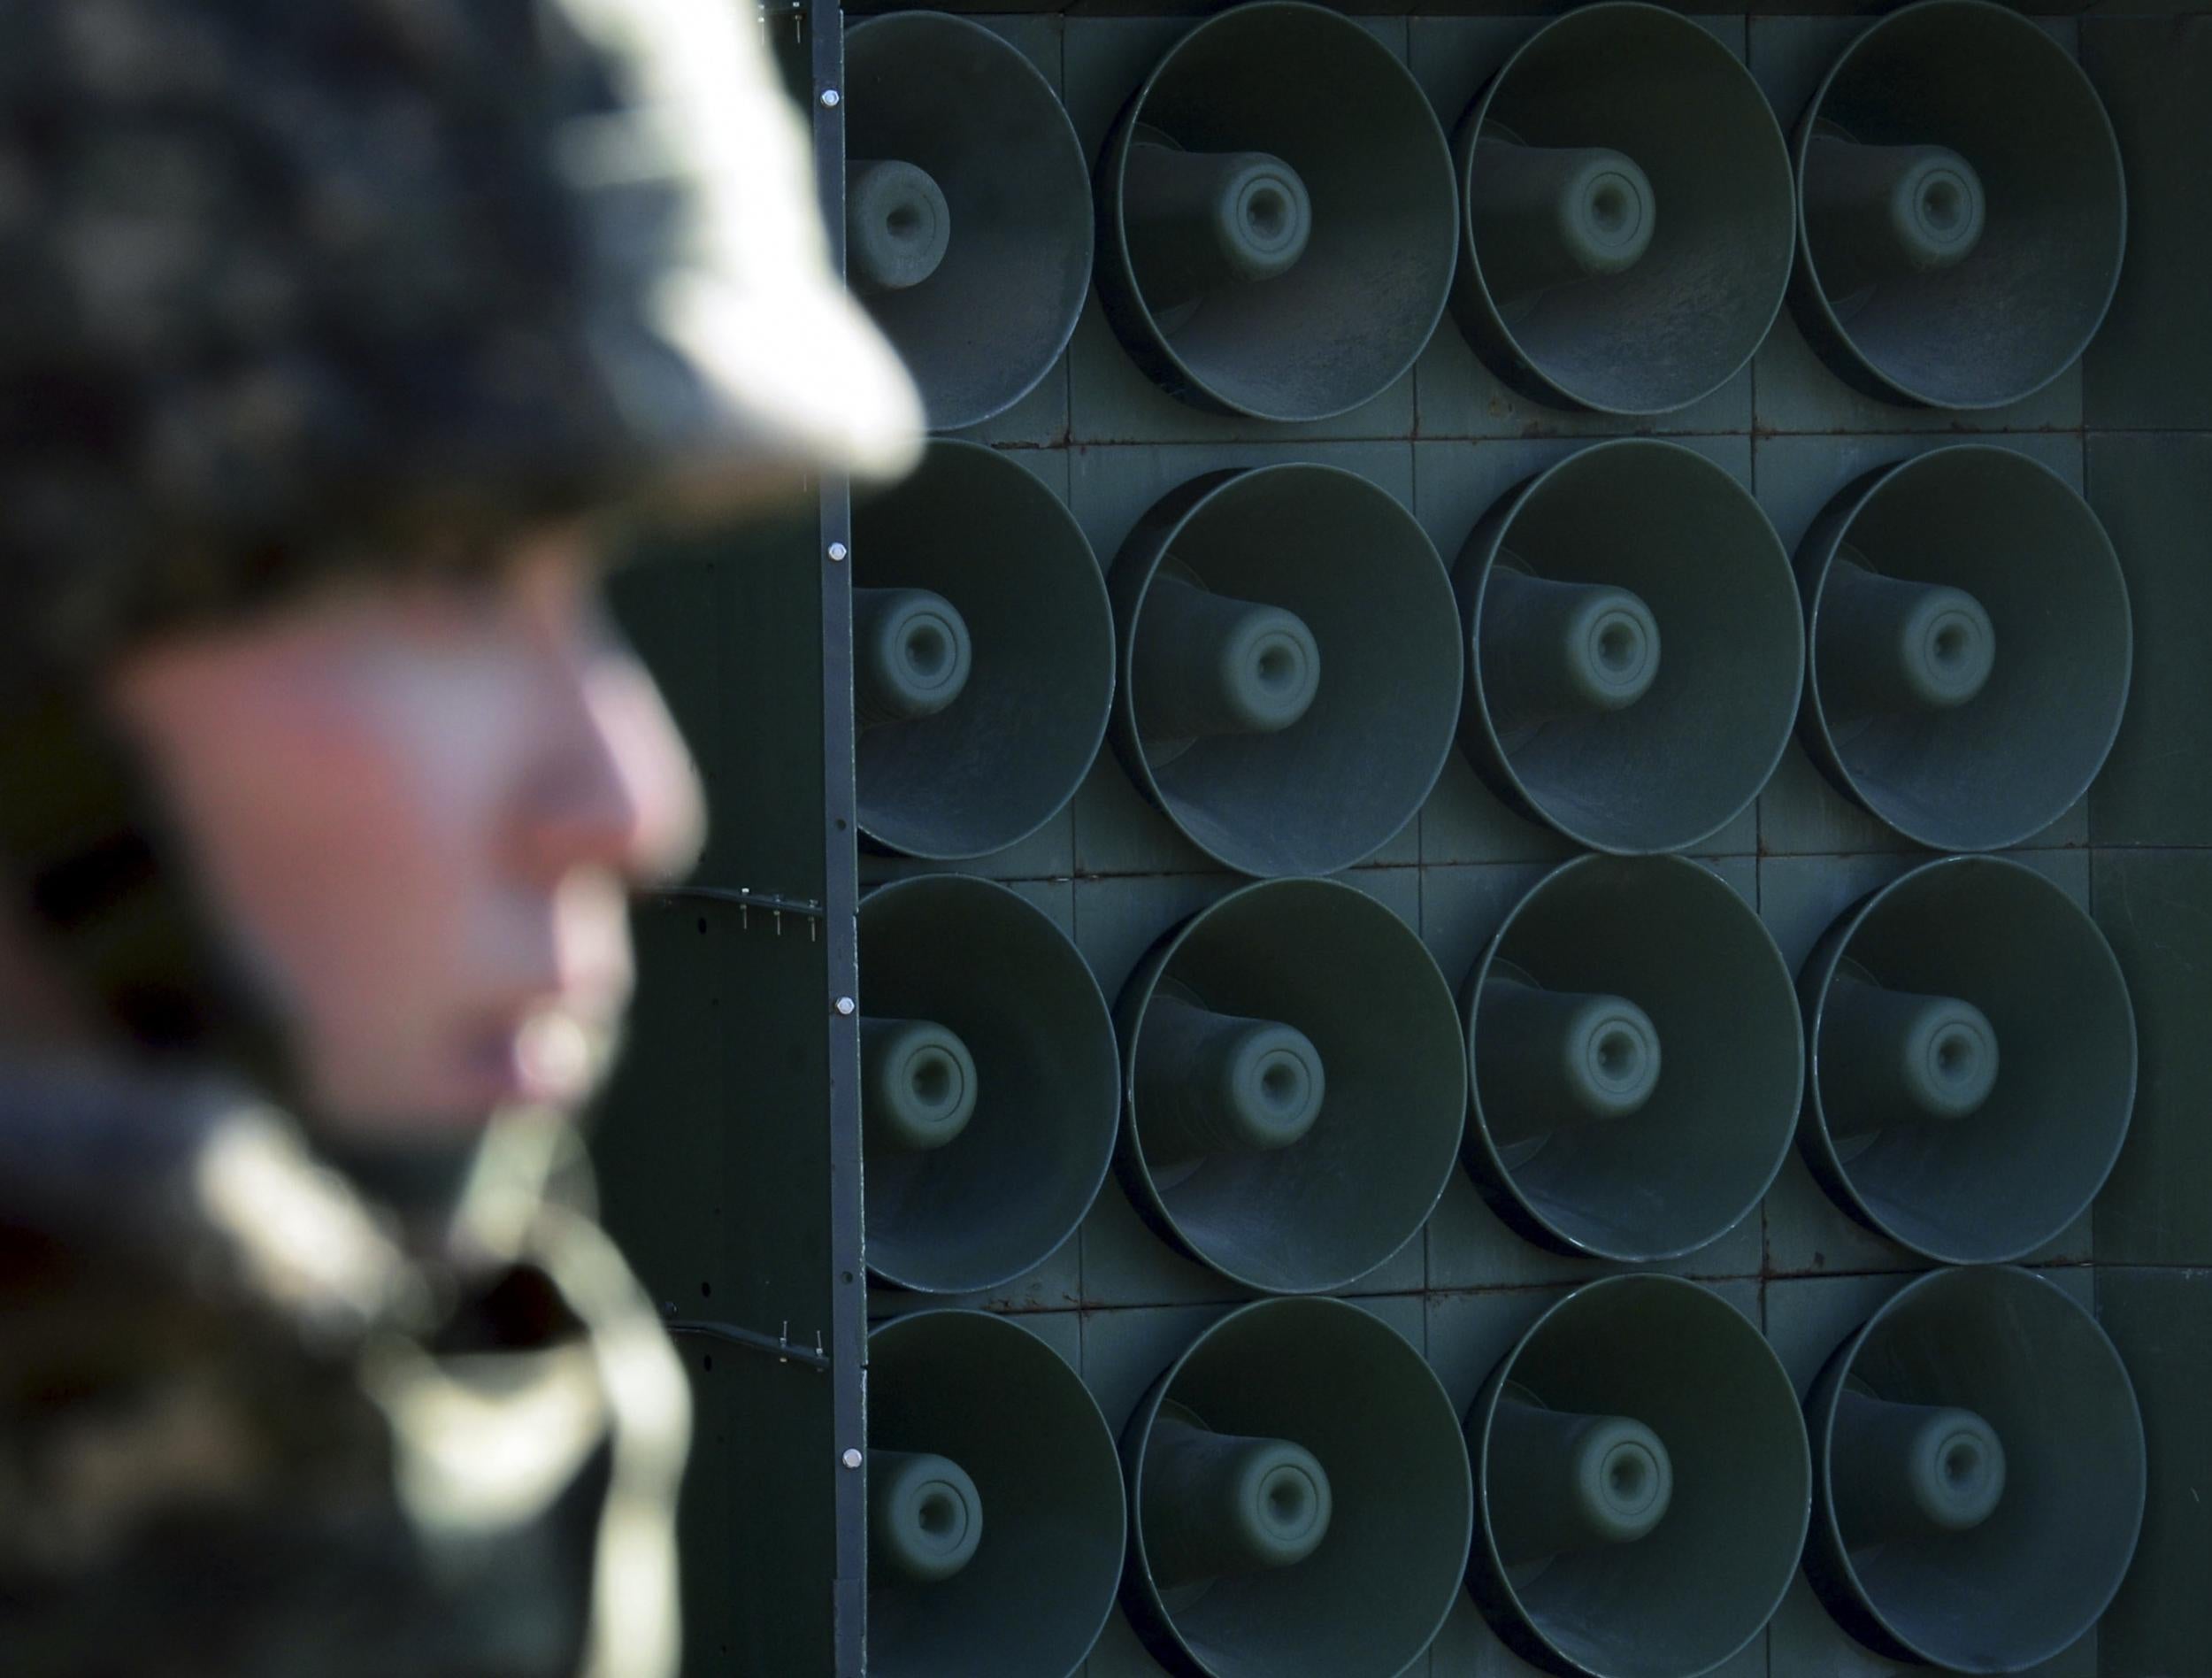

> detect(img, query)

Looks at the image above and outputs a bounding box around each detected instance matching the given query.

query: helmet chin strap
[0,677,304,1112]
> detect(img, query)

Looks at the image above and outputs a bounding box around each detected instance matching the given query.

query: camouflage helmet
[0,0,920,679]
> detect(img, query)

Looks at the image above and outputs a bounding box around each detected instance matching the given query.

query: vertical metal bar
[807,1,867,1672]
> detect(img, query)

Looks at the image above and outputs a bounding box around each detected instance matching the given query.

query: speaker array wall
[844,12,1093,430]
[1466,1276,1810,1678]
[1118,877,1466,1294]
[1800,856,2137,1265]
[1123,1297,1472,1678]
[1797,444,2131,852]
[1804,1266,2147,1672]
[1095,1,1460,421]
[1464,855,1802,1263]
[869,1310,1125,1678]
[1110,464,1463,878]
[854,440,1114,860]
[1456,441,1803,856]
[1453,3,1796,415]
[849,0,2131,423]
[1789,0,2127,410]
[831,10,2148,1671]
[858,876,1119,1294]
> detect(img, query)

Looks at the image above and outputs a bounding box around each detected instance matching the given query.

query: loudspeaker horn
[1118,877,1466,1295]
[1455,440,1802,855]
[1804,1266,2147,1673]
[1110,464,1462,878]
[1800,855,2137,1265]
[854,440,1114,860]
[1464,855,1802,1263]
[1453,3,1796,415]
[844,12,1093,431]
[1467,1275,1810,1678]
[859,876,1119,1293]
[1124,1297,1473,1678]
[1788,0,2127,410]
[1797,444,2131,851]
[869,1309,1125,1677]
[1095,1,1460,422]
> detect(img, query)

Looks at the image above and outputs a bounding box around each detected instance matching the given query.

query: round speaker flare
[1465,856,1802,1263]
[1119,878,1466,1295]
[1805,1267,2146,1673]
[1800,857,2137,1265]
[1789,0,2127,410]
[1110,464,1462,879]
[844,12,1092,430]
[869,1310,1125,1678]
[1797,446,2131,852]
[1455,441,1802,856]
[1467,1276,1810,1678]
[1095,1,1459,421]
[859,877,1118,1294]
[1124,1297,1472,1678]
[1453,3,1796,415]
[854,441,1114,861]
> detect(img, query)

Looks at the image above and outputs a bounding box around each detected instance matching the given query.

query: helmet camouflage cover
[0,0,918,681]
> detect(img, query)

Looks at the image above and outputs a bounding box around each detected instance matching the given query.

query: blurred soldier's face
[103,534,705,1135]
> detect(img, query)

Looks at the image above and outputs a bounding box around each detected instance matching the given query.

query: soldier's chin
[440,1011,610,1120]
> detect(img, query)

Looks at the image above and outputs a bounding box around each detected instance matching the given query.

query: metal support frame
[669,1318,833,1374]
[807,2,869,1669]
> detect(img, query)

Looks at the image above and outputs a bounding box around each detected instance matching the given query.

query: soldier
[0,1,918,1672]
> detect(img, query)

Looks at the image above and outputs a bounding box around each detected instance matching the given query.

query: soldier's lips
[453,1009,603,1110]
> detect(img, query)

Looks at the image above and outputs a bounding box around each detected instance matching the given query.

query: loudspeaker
[858,876,1119,1293]
[1452,3,1796,415]
[844,12,1093,431]
[1466,1275,1810,1678]
[1094,1,1460,421]
[1110,464,1462,878]
[853,440,1115,860]
[1797,444,2131,851]
[1465,855,1802,1263]
[1123,1297,1473,1678]
[1455,440,1802,855]
[1118,877,1465,1294]
[1804,1266,2147,1672]
[1799,855,2137,1265]
[1789,0,2127,410]
[869,1309,1125,1677]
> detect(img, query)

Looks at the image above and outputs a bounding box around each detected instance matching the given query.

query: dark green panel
[2095,1266,2212,1675]
[2082,18,2212,431]
[2093,849,2212,1266]
[597,517,844,1675]
[2086,434,2212,849]
[598,901,840,1676]
[610,514,829,901]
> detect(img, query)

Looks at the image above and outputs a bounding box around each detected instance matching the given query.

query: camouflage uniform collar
[0,1054,429,1346]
